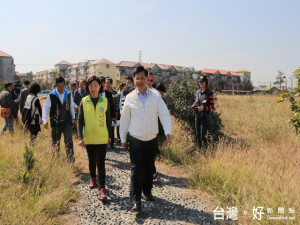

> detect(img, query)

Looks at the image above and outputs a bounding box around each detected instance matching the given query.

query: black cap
[199,75,208,82]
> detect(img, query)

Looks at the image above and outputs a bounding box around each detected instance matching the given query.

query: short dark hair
[75,80,79,85]
[28,82,41,95]
[156,83,166,93]
[119,83,126,89]
[86,76,104,93]
[126,76,134,83]
[99,76,106,84]
[69,82,76,87]
[123,85,135,96]
[133,66,148,77]
[23,80,30,85]
[5,83,12,88]
[106,77,113,84]
[56,76,65,85]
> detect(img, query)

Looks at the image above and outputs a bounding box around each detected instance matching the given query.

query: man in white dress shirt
[120,66,172,212]
[43,76,76,163]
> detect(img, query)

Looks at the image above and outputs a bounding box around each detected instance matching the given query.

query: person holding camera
[192,75,214,149]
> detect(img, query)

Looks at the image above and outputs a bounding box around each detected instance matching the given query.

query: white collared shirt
[120,88,172,142]
[42,89,75,123]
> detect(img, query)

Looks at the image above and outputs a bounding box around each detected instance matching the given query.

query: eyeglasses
[148,80,154,82]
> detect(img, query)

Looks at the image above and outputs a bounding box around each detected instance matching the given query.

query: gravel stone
[70,146,221,225]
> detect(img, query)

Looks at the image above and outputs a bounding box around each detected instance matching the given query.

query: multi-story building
[18,71,33,81]
[0,50,15,81]
[33,69,55,85]
[199,68,252,91]
[55,60,71,75]
[90,58,120,81]
[235,68,252,90]
[116,61,193,85]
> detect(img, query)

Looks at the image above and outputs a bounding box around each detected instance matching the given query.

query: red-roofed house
[116,61,140,78]
[0,50,15,81]
[200,68,243,90]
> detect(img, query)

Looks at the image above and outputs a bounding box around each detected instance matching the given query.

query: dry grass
[0,116,85,224]
[161,94,300,224]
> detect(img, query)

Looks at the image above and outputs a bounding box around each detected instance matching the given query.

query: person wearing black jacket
[100,77,116,149]
[74,79,87,108]
[73,79,87,136]
[19,80,30,114]
[0,82,18,134]
[192,75,215,149]
[23,82,42,144]
[105,78,118,149]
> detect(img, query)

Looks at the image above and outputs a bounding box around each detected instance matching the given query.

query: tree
[274,71,286,90]
[277,67,300,135]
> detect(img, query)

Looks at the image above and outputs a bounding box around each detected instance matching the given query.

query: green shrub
[277,67,300,135]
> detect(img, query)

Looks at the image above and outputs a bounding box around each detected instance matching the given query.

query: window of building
[106,64,110,68]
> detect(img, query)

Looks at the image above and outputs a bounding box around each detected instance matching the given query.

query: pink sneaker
[99,188,108,202]
[89,177,96,189]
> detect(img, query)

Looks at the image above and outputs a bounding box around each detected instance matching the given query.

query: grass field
[0,116,85,224]
[0,94,299,224]
[160,94,300,224]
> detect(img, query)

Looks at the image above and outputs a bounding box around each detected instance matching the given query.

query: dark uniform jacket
[73,89,87,107]
[104,89,116,119]
[0,89,15,108]
[192,89,215,118]
[19,88,29,114]
[49,89,72,128]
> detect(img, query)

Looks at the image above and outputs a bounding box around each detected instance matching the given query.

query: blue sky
[1,0,300,85]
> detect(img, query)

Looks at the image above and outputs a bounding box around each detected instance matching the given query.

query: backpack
[22,97,37,125]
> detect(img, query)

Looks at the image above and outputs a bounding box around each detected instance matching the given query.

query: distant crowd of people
[0,66,214,212]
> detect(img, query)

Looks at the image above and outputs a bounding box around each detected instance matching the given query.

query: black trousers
[195,117,208,148]
[51,123,75,163]
[128,135,157,204]
[110,127,115,147]
[86,144,107,189]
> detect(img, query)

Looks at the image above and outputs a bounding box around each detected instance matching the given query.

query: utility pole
[138,50,142,62]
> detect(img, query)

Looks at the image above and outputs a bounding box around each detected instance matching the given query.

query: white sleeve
[70,94,75,120]
[157,94,172,135]
[120,97,131,143]
[42,95,51,123]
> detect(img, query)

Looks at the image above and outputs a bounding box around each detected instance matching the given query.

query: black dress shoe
[144,193,155,202]
[130,203,141,212]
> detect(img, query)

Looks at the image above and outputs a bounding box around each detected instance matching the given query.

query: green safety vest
[82,95,108,145]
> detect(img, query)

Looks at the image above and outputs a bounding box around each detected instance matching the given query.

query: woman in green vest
[77,75,112,202]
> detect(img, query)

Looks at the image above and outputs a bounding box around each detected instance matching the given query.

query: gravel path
[69,146,220,225]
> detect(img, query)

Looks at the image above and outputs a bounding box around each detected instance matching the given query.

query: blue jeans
[1,116,14,134]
